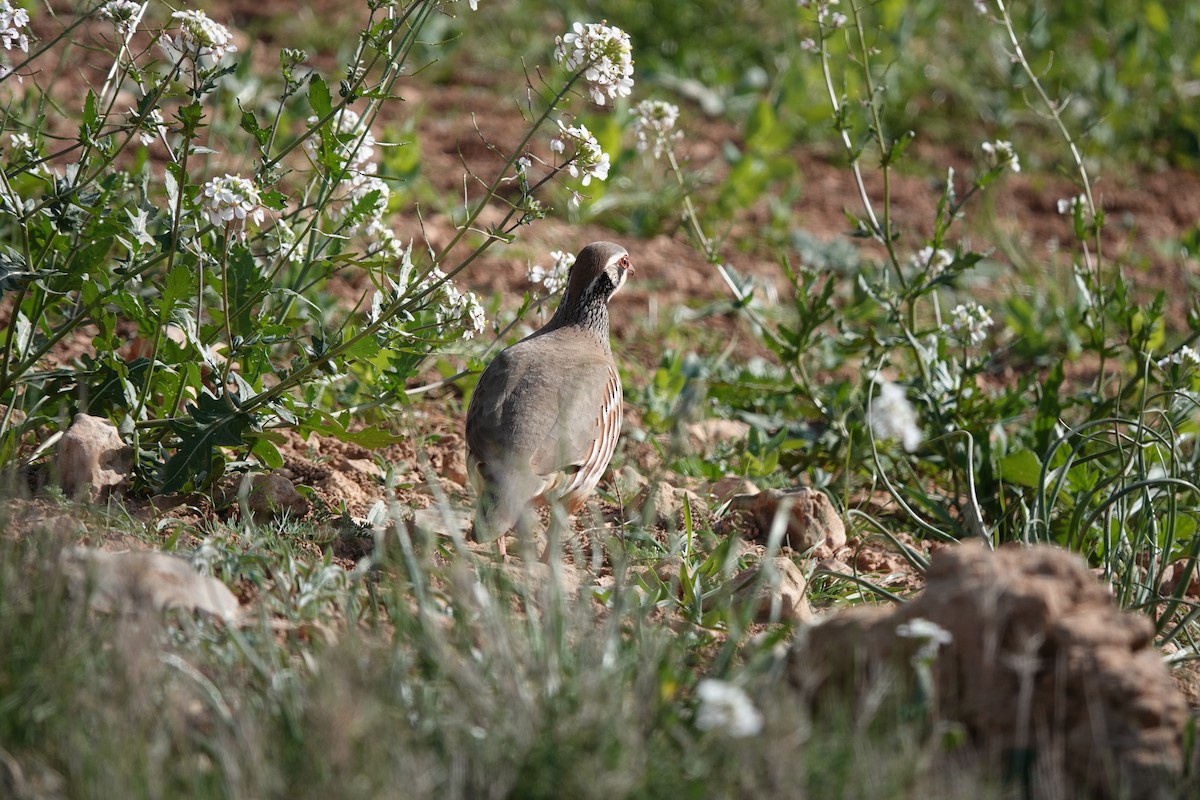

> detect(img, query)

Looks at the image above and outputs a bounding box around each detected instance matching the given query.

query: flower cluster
[981,139,1020,173]
[1,1,29,53]
[694,679,763,738]
[305,108,377,174]
[528,249,575,295]
[1158,345,1200,371]
[369,245,486,340]
[1,0,30,79]
[868,378,922,453]
[798,0,846,29]
[8,131,35,158]
[1056,194,1087,215]
[909,245,953,277]
[163,10,238,64]
[99,0,142,36]
[948,302,994,347]
[130,107,167,146]
[200,174,265,232]
[554,22,634,106]
[630,100,682,160]
[552,122,610,186]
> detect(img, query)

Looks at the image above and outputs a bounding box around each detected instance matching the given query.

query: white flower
[981,139,1020,173]
[973,0,990,13]
[868,378,922,453]
[694,679,763,738]
[947,302,994,347]
[423,267,486,339]
[274,219,308,265]
[516,156,532,173]
[130,107,166,146]
[164,10,238,63]
[1157,345,1200,371]
[9,131,33,155]
[910,246,953,276]
[364,223,406,261]
[554,121,610,186]
[200,174,264,231]
[1,1,31,54]
[305,109,377,174]
[528,249,575,295]
[554,22,634,106]
[1057,193,1087,215]
[549,137,565,154]
[896,617,953,663]
[630,99,682,160]
[99,0,142,36]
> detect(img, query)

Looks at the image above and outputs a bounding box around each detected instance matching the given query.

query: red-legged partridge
[466,241,632,556]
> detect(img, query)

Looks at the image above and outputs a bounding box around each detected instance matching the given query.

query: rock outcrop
[790,543,1188,799]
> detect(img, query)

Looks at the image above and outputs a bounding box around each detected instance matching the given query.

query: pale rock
[724,556,813,623]
[341,457,384,479]
[57,413,132,501]
[731,487,845,552]
[62,547,239,620]
[627,482,708,527]
[704,476,759,504]
[688,418,751,449]
[789,543,1189,800]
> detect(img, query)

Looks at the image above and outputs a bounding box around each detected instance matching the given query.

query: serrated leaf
[999,449,1043,489]
[343,333,381,362]
[161,393,255,493]
[228,245,270,338]
[260,189,288,211]
[162,266,195,308]
[239,108,270,147]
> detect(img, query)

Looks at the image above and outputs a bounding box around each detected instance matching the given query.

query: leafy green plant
[0,1,635,493]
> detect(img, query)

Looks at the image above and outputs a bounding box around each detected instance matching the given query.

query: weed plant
[1,0,1199,798]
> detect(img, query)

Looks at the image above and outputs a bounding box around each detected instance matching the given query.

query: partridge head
[465,241,633,555]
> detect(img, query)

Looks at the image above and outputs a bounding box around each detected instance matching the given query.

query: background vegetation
[1,0,1199,796]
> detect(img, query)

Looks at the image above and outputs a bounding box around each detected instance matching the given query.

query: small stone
[704,476,759,504]
[341,457,384,479]
[615,465,648,498]
[731,487,845,552]
[627,482,708,527]
[56,413,132,501]
[246,473,309,521]
[725,556,813,623]
[62,547,239,620]
[688,418,750,448]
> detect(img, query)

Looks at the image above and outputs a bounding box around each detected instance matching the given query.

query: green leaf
[1033,361,1063,455]
[161,393,256,493]
[343,333,382,362]
[227,245,270,338]
[999,449,1043,489]
[239,108,270,148]
[249,434,284,469]
[308,74,332,118]
[162,266,195,308]
[300,410,404,448]
[80,90,99,141]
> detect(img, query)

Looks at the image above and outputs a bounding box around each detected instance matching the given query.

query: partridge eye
[619,256,630,269]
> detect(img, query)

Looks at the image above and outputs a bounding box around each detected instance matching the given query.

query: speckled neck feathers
[543,271,617,347]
